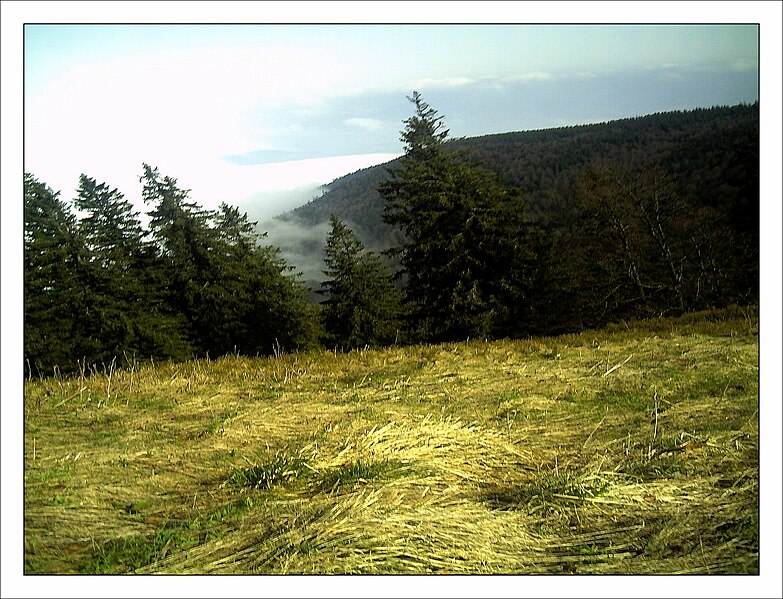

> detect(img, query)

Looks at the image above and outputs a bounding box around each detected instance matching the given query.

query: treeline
[287,102,759,257]
[373,94,757,341]
[25,166,320,376]
[289,97,758,340]
[24,95,758,375]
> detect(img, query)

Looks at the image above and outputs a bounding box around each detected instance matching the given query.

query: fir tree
[75,174,192,362]
[24,174,90,374]
[320,215,402,349]
[141,164,319,357]
[206,203,321,356]
[378,93,539,342]
[140,163,224,354]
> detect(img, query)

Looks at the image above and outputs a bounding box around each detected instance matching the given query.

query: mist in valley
[235,167,395,294]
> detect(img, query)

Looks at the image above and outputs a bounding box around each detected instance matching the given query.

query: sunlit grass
[24,306,759,574]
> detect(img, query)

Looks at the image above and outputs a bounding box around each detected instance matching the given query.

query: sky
[22,21,760,221]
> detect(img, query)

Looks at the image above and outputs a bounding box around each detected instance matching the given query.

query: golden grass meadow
[23,307,759,576]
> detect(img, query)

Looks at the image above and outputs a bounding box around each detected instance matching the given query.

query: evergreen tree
[320,215,402,349]
[75,174,192,362]
[205,203,321,356]
[378,92,539,341]
[24,174,90,375]
[201,203,259,355]
[140,163,224,354]
[248,242,322,355]
[141,164,319,357]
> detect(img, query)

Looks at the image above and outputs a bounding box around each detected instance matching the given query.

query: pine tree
[141,164,319,357]
[320,215,402,349]
[378,93,539,342]
[140,163,223,354]
[75,174,192,362]
[24,174,90,374]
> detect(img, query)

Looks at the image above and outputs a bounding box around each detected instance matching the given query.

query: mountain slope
[277,103,758,253]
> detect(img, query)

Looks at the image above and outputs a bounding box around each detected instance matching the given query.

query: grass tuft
[484,469,611,510]
[317,458,409,492]
[230,451,313,490]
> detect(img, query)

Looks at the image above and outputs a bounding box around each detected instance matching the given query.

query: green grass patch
[205,409,239,435]
[316,458,409,492]
[484,469,610,510]
[81,521,198,574]
[621,454,690,481]
[230,451,313,490]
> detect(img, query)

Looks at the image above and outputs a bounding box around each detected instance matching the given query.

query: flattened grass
[24,306,759,574]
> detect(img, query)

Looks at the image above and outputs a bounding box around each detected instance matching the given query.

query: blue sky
[22,21,759,218]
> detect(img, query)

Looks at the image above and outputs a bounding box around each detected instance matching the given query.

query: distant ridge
[278,103,758,253]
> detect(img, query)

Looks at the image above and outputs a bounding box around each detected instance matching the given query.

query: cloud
[500,72,553,83]
[731,57,758,72]
[257,217,332,284]
[257,212,387,286]
[230,153,400,219]
[344,117,384,131]
[410,77,474,89]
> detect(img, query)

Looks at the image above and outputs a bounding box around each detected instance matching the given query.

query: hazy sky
[24,22,759,218]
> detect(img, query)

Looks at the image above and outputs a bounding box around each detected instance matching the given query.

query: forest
[287,102,758,250]
[24,97,759,375]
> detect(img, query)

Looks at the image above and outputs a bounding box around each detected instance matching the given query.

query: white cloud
[343,117,384,131]
[410,76,474,89]
[732,57,758,72]
[500,72,553,83]
[230,153,399,194]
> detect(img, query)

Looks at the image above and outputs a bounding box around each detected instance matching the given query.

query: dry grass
[23,306,759,574]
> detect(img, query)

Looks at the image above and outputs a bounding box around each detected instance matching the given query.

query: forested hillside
[281,101,757,339]
[283,103,758,252]
[24,100,758,375]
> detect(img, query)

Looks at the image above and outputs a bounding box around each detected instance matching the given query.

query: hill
[24,306,759,575]
[274,103,758,260]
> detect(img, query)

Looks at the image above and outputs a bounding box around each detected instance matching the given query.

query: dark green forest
[287,102,758,251]
[24,98,758,374]
[25,167,320,376]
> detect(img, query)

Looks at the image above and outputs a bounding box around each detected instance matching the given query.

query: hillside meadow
[23,307,759,575]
